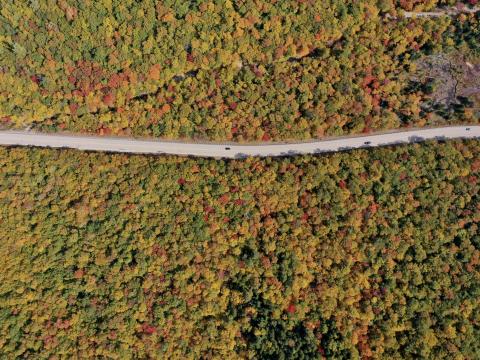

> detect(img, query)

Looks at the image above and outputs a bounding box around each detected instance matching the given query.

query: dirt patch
[412,53,480,107]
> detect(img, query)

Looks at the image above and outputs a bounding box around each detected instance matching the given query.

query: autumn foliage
[0,1,478,141]
[0,140,479,358]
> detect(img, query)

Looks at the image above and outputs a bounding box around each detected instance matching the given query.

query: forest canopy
[0,1,479,141]
[0,140,479,358]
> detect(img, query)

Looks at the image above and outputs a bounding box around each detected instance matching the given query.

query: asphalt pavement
[0,126,478,158]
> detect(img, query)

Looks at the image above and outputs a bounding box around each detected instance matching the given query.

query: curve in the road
[0,126,478,158]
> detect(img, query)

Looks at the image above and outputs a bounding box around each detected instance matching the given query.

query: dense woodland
[1,1,479,358]
[0,140,479,358]
[1,1,479,141]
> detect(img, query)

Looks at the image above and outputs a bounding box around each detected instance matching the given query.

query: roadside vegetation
[0,1,478,141]
[1,139,479,358]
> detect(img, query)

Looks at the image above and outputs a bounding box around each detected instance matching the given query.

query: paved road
[0,126,478,158]
[392,6,479,18]
[404,8,478,17]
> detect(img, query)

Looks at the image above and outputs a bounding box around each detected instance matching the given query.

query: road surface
[386,6,479,18]
[0,126,478,158]
[403,6,479,17]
